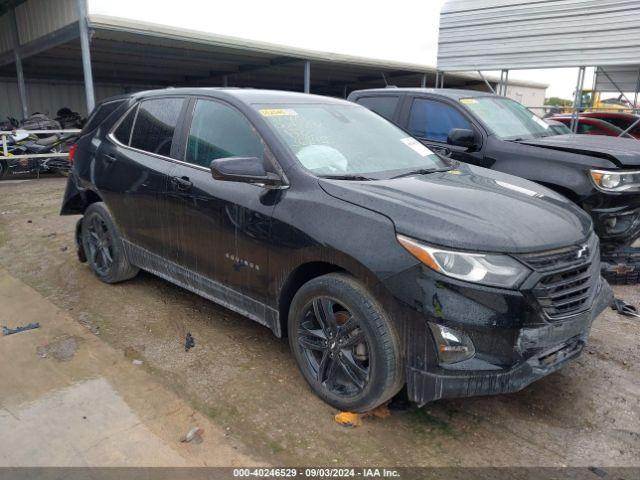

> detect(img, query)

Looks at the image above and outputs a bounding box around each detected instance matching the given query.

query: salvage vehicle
[549,115,633,138]
[349,88,640,284]
[579,112,640,139]
[61,88,612,411]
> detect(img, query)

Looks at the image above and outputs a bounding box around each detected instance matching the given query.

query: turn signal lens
[397,235,441,272]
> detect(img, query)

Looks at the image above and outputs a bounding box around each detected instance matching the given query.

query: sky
[89,0,598,100]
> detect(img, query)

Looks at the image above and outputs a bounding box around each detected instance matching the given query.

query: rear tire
[0,161,7,179]
[288,273,404,412]
[81,202,139,283]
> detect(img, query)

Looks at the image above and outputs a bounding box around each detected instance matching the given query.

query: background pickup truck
[349,88,640,284]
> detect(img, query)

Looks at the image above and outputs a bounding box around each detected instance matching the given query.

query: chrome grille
[519,235,600,319]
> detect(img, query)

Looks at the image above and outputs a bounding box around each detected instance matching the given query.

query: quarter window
[186,99,264,168]
[130,98,184,157]
[355,96,399,121]
[408,98,472,142]
[113,106,137,145]
[83,100,125,134]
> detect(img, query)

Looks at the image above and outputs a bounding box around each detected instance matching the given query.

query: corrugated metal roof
[438,0,640,71]
[594,65,640,92]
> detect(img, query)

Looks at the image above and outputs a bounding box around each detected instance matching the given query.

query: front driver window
[408,98,472,142]
[186,99,264,168]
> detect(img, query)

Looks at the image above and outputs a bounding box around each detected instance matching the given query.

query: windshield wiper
[319,174,373,181]
[389,167,451,179]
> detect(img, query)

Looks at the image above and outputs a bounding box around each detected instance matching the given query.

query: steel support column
[303,60,310,93]
[77,0,95,113]
[435,71,440,88]
[9,8,28,119]
[440,72,445,88]
[503,69,509,96]
[570,66,586,133]
[634,68,640,114]
[421,73,427,88]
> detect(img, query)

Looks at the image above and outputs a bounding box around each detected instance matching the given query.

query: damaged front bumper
[383,236,614,406]
[590,201,640,281]
[410,280,613,406]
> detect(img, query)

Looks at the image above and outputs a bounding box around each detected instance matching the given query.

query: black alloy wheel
[297,297,370,396]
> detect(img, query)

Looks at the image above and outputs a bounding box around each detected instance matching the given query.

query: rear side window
[82,100,125,134]
[408,98,471,142]
[355,96,398,121]
[130,98,184,157]
[185,99,264,168]
[112,106,137,145]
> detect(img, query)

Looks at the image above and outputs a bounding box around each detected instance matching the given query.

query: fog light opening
[428,323,476,365]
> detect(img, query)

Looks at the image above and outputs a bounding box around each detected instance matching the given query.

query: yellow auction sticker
[259,108,297,117]
[459,98,478,104]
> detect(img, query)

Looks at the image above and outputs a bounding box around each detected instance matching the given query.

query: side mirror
[210,157,282,187]
[447,128,478,149]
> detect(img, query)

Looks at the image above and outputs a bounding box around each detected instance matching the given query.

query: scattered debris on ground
[180,426,204,444]
[185,332,195,352]
[132,359,143,365]
[2,322,40,336]
[611,297,640,318]
[334,403,391,428]
[36,335,79,361]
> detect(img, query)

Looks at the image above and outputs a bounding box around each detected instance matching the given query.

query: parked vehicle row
[62,88,613,412]
[348,88,640,284]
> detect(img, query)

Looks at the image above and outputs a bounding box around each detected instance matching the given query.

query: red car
[549,115,634,138]
[579,112,640,138]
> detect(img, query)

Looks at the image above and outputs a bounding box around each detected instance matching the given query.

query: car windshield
[460,96,556,141]
[255,103,447,178]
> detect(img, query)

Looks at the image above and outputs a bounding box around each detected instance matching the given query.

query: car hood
[319,165,592,254]
[518,134,640,167]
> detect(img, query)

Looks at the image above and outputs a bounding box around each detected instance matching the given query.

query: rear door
[96,96,187,258]
[163,97,277,315]
[402,96,486,165]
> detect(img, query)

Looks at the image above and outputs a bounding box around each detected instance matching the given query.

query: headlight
[590,169,640,192]
[397,235,531,288]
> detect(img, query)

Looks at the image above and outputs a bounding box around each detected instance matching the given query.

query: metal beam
[9,7,28,119]
[599,68,635,108]
[477,70,495,94]
[420,73,427,88]
[77,0,95,113]
[570,66,586,133]
[304,60,310,93]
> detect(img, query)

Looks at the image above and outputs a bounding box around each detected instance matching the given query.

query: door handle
[171,175,192,191]
[103,154,117,164]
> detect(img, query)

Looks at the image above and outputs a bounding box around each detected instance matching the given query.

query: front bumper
[407,278,611,405]
[383,254,613,405]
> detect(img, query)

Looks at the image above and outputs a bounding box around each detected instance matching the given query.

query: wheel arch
[276,261,347,338]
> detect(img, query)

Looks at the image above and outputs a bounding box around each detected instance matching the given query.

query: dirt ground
[1,176,639,467]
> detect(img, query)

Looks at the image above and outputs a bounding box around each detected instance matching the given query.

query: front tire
[288,273,403,412]
[81,202,139,283]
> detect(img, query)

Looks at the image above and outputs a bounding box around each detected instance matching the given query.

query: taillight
[68,143,78,163]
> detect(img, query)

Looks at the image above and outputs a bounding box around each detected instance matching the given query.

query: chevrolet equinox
[61,89,612,412]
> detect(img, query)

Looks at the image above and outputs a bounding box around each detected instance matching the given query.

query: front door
[404,97,487,167]
[164,97,278,322]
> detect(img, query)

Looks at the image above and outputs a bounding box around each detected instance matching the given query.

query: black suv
[349,88,640,284]
[62,88,611,411]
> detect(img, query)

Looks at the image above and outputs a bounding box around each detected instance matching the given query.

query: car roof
[580,111,639,119]
[349,87,498,100]
[126,87,351,106]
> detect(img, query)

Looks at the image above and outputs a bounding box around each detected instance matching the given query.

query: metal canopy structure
[0,0,548,119]
[437,0,640,133]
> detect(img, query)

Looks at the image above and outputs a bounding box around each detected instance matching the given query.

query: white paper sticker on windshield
[531,115,550,129]
[401,137,431,157]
